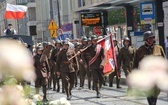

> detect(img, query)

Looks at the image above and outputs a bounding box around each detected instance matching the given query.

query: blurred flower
[127,55,168,92]
[0,85,28,105]
[0,39,36,82]
[49,97,71,105]
[33,94,43,102]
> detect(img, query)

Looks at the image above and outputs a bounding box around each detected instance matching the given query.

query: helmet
[82,36,88,41]
[98,36,103,40]
[91,35,98,40]
[143,31,155,41]
[123,36,130,41]
[36,46,43,51]
[56,40,62,44]
[47,42,52,46]
[43,41,48,46]
[87,37,91,41]
[63,41,69,45]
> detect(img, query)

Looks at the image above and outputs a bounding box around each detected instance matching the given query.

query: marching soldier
[56,41,76,100]
[79,37,91,89]
[133,31,165,105]
[109,38,121,88]
[44,42,54,89]
[34,46,50,101]
[74,42,81,87]
[50,40,63,92]
[118,36,136,95]
[86,35,105,98]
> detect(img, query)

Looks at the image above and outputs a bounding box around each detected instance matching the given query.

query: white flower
[127,55,168,92]
[0,39,36,82]
[0,85,28,105]
[33,94,43,102]
[49,97,71,105]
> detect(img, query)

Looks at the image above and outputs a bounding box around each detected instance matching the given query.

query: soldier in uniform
[86,35,105,98]
[133,31,165,105]
[50,40,63,92]
[34,46,50,101]
[118,37,136,95]
[56,41,76,100]
[79,37,91,89]
[109,38,121,88]
[74,42,81,87]
[44,42,54,89]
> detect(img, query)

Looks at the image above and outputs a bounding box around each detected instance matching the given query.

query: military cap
[63,41,69,45]
[82,36,88,41]
[56,40,62,44]
[123,36,130,41]
[36,46,43,51]
[143,31,155,41]
[43,41,48,46]
[47,42,52,46]
[91,35,98,40]
[98,36,103,40]
[87,37,91,41]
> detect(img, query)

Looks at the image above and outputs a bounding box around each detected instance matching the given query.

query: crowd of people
[32,31,166,105]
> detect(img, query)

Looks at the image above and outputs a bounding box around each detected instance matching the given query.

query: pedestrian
[118,36,136,95]
[133,31,165,105]
[4,24,17,35]
[33,45,50,101]
[56,41,76,100]
[109,38,121,88]
[86,35,105,98]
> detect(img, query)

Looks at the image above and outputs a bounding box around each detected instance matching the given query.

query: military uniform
[86,35,105,98]
[79,37,91,89]
[80,44,92,89]
[50,43,62,92]
[56,43,76,100]
[133,31,165,105]
[118,45,136,77]
[34,46,50,101]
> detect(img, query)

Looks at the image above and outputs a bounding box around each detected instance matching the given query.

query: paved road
[31,80,168,105]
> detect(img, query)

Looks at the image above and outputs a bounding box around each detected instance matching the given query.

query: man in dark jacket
[133,31,165,105]
[86,35,105,98]
[56,41,76,100]
[34,46,50,101]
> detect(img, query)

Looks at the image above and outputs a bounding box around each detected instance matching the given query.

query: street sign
[140,2,155,24]
[57,28,63,35]
[48,19,58,30]
[81,13,102,26]
[50,30,57,38]
[93,26,102,35]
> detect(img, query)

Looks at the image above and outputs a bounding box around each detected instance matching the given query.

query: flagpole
[17,19,19,35]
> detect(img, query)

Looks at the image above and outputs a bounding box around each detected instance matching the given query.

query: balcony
[17,0,35,5]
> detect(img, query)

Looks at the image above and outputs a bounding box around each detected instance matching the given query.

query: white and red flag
[98,35,118,75]
[5,3,27,19]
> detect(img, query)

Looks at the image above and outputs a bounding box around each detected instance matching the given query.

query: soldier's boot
[66,87,71,100]
[48,78,52,89]
[35,88,40,94]
[103,77,108,86]
[147,97,155,105]
[109,75,114,87]
[56,78,60,92]
[92,81,95,90]
[153,97,157,105]
[62,79,65,93]
[42,86,48,102]
[116,78,122,89]
[88,77,91,90]
[53,79,56,91]
[96,83,101,98]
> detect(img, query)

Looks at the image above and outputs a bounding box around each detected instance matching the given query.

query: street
[32,79,168,105]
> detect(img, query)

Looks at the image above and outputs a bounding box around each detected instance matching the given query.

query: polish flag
[5,3,28,19]
[98,35,117,75]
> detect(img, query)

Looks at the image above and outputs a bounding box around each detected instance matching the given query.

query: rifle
[68,44,91,61]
